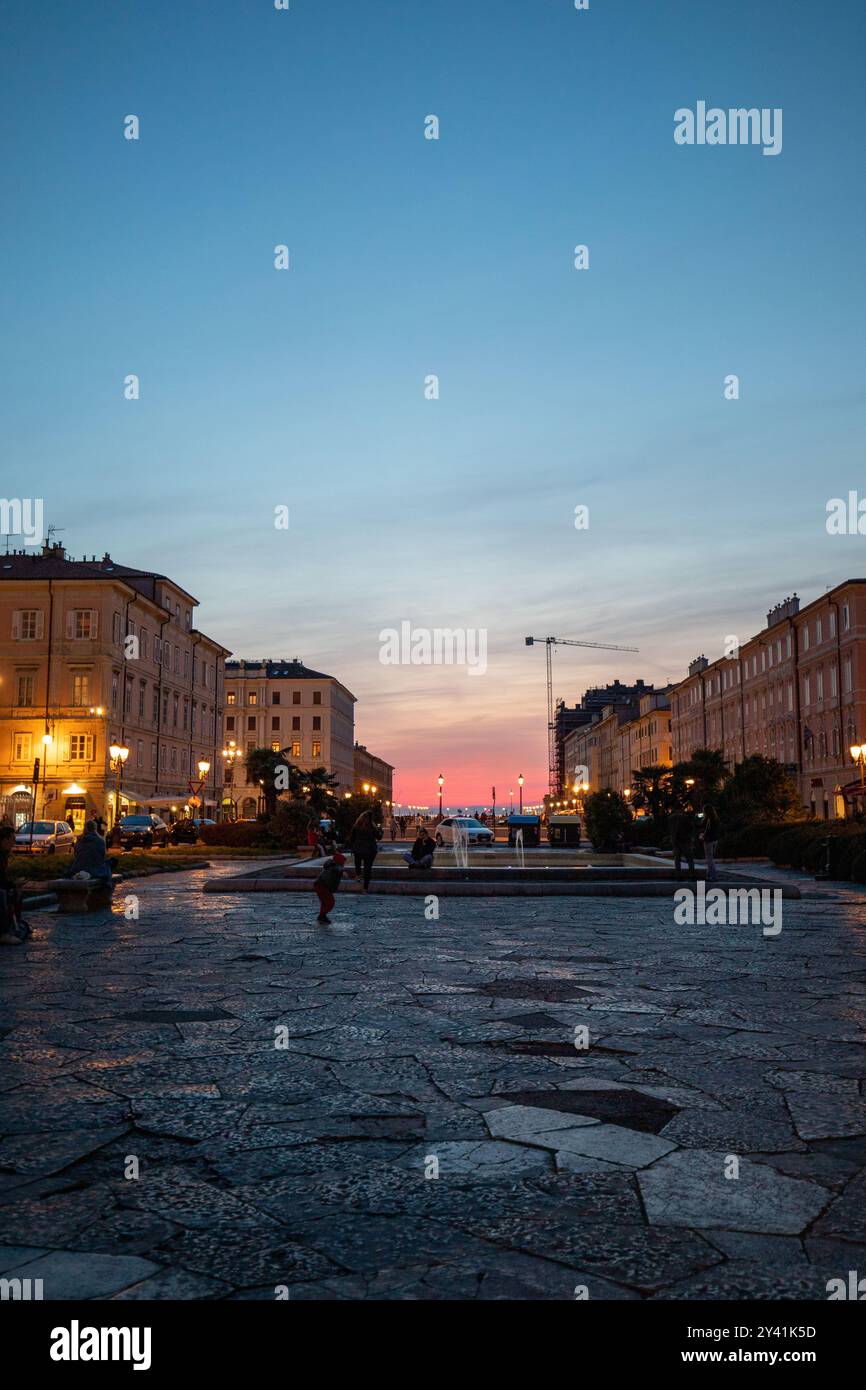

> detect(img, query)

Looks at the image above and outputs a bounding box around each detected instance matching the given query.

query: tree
[584,789,633,852]
[334,792,383,841]
[243,747,288,818]
[671,748,729,809]
[630,764,674,830]
[718,755,801,826]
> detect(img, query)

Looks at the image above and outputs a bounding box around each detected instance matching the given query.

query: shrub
[200,821,269,848]
[716,822,800,858]
[767,825,825,868]
[850,850,866,883]
[584,790,632,852]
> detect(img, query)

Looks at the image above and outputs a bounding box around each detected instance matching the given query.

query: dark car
[169,818,199,845]
[113,814,169,849]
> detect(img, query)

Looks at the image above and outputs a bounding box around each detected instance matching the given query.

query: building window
[291,740,301,757]
[313,716,321,730]
[271,741,281,753]
[13,732,32,761]
[829,610,836,638]
[139,680,146,717]
[111,672,119,709]
[816,618,823,644]
[14,609,43,640]
[16,673,34,706]
[71,673,90,707]
[312,740,322,758]
[170,747,177,771]
[313,691,322,705]
[248,691,257,705]
[69,735,93,761]
[803,676,810,706]
[226,715,235,731]
[140,629,149,660]
[843,603,850,631]
[151,743,157,770]
[152,688,160,723]
[112,612,122,643]
[292,691,301,705]
[72,610,96,639]
[173,694,179,727]
[817,670,824,702]
[226,691,236,705]
[292,716,301,730]
[272,692,281,705]
[831,665,838,697]
[844,656,852,693]
[247,716,256,731]
[271,716,280,730]
[246,740,255,756]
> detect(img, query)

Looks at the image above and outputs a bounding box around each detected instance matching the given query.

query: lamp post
[221,741,238,819]
[850,744,866,787]
[109,743,129,831]
[518,773,524,814]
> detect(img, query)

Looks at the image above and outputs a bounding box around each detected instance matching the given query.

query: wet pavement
[1,860,865,1300]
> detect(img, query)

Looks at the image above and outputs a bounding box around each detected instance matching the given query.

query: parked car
[169,818,199,845]
[112,814,169,849]
[435,816,495,847]
[14,820,76,854]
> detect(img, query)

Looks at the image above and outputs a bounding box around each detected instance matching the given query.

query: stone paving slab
[0,861,864,1300]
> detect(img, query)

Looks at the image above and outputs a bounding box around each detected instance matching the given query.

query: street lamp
[221,742,238,819]
[850,744,865,786]
[109,743,129,829]
[437,773,444,818]
[518,773,524,814]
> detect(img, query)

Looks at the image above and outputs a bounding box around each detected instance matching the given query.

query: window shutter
[35,610,45,639]
[61,736,71,762]
[66,610,76,638]
[86,736,94,760]
[11,611,20,639]
[89,610,99,638]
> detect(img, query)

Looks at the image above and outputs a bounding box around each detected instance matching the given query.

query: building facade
[353,743,394,807]
[563,689,672,799]
[0,544,228,829]
[670,583,866,819]
[223,659,355,817]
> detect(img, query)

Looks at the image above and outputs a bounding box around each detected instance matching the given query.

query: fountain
[514,827,525,869]
[452,823,469,870]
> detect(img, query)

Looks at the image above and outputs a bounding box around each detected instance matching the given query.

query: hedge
[200,822,270,848]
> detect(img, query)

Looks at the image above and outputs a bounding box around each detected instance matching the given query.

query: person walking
[389,817,398,841]
[348,810,382,892]
[313,849,346,924]
[669,809,696,879]
[699,801,720,883]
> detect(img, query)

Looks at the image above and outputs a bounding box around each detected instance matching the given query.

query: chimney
[688,655,709,676]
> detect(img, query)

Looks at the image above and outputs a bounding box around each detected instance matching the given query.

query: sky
[2,0,865,806]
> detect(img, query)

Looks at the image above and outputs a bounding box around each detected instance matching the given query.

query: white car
[15,820,76,854]
[435,816,494,847]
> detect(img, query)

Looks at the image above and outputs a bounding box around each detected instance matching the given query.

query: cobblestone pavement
[1,862,865,1301]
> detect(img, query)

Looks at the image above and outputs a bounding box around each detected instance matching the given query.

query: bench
[53,876,121,913]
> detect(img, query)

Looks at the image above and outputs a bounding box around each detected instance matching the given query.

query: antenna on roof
[46,523,65,545]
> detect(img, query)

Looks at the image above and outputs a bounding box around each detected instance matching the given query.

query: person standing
[669,809,696,879]
[700,802,720,883]
[349,811,382,892]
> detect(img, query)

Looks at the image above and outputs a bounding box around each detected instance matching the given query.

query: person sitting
[0,825,30,944]
[69,820,114,887]
[403,828,436,870]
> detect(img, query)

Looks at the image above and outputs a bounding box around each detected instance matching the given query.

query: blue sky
[2,0,864,802]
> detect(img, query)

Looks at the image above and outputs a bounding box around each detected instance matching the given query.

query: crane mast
[524,635,639,798]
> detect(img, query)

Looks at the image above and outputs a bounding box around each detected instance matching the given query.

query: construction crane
[525,635,639,797]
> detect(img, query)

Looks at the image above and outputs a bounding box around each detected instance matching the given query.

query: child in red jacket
[314,850,345,924]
